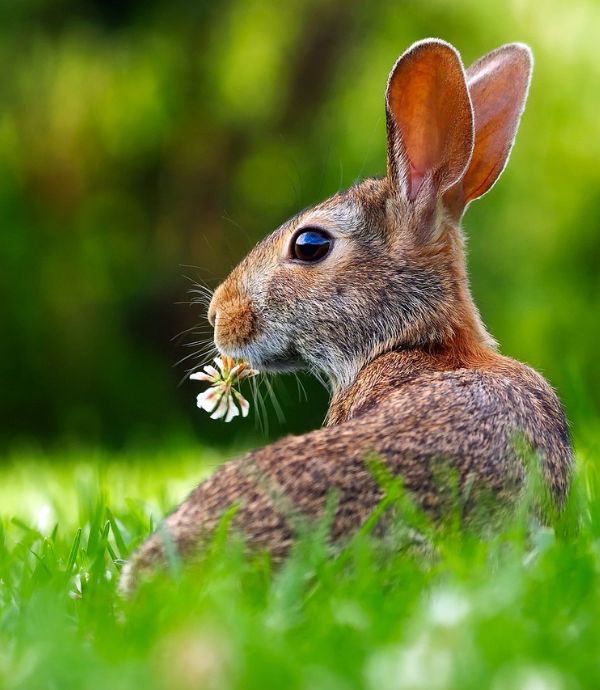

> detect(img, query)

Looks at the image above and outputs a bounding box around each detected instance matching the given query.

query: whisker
[180,270,219,287]
[248,377,261,433]
[176,297,211,307]
[185,294,213,306]
[173,343,216,368]
[188,286,214,299]
[293,372,308,402]
[171,324,212,342]
[179,345,219,387]
[251,375,269,435]
[182,338,215,348]
[221,212,256,252]
[309,365,330,394]
[262,374,285,424]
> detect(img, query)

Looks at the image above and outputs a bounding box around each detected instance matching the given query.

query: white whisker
[293,372,308,402]
[262,374,285,424]
[251,375,269,435]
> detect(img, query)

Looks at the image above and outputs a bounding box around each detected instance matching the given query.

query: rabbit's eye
[291,229,332,263]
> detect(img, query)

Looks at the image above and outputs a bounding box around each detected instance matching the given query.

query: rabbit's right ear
[385,40,474,213]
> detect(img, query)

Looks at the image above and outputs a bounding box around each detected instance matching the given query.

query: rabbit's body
[121,346,569,591]
[120,40,573,593]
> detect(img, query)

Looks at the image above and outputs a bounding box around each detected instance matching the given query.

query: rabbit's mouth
[259,351,304,372]
[221,339,304,373]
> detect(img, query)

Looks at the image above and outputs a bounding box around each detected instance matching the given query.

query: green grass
[1,441,600,690]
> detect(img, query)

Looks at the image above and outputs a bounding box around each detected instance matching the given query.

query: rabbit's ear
[460,43,532,204]
[386,39,474,205]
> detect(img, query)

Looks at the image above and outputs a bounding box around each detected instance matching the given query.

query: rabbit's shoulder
[330,350,572,499]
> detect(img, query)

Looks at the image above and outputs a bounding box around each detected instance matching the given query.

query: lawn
[1,438,600,690]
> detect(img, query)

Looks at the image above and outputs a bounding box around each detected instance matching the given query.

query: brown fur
[209,271,259,348]
[120,40,572,594]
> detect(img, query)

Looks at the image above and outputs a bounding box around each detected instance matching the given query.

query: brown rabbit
[120,39,572,593]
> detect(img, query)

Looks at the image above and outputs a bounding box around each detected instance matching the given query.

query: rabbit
[119,39,572,594]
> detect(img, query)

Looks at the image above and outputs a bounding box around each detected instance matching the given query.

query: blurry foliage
[0,0,599,449]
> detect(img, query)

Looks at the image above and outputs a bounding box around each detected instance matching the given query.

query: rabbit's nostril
[207,305,217,328]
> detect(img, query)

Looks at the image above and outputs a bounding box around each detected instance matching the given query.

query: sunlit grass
[1,442,599,690]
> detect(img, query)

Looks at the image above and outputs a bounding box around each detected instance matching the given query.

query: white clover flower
[190,355,258,422]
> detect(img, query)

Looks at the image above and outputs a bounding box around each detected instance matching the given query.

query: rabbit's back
[330,351,571,500]
[121,349,571,592]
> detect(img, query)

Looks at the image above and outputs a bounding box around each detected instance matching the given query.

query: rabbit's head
[207,40,532,388]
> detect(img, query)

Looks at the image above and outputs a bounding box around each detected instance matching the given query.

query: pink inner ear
[386,41,474,204]
[462,44,533,204]
[409,162,426,200]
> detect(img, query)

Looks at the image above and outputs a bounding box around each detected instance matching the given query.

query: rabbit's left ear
[459,43,533,205]
[386,39,474,207]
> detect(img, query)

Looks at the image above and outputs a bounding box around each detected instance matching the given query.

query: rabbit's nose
[207,304,217,328]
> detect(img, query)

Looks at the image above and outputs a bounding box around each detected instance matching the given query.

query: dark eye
[291,228,332,263]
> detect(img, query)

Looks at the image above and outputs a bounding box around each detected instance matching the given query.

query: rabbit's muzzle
[208,283,258,353]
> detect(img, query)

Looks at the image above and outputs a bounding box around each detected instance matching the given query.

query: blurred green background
[1,0,599,453]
